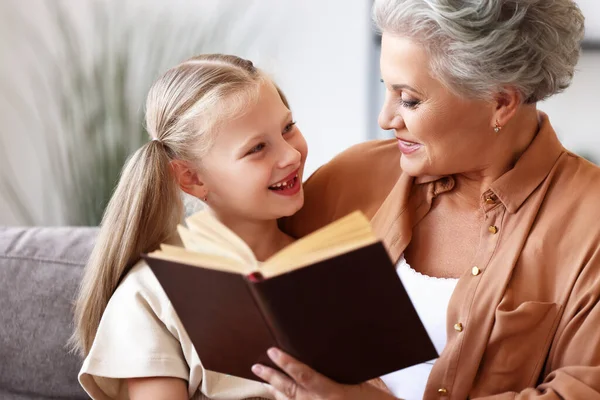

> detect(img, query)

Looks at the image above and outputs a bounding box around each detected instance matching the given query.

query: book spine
[245,277,290,352]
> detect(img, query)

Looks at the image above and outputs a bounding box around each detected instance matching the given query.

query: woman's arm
[472,247,600,399]
[128,377,188,400]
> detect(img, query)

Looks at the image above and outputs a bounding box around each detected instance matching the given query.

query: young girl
[72,54,308,400]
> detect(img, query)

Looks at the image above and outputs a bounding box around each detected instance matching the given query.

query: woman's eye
[283,121,297,134]
[247,143,266,155]
[400,97,420,109]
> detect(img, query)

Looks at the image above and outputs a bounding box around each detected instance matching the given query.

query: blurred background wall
[0,0,598,226]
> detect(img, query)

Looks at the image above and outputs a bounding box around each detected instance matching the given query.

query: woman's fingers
[262,382,292,400]
[266,347,340,396]
[251,347,337,399]
[252,348,395,400]
[252,363,299,399]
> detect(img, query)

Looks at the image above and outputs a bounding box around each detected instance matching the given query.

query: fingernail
[267,347,280,360]
[252,364,263,375]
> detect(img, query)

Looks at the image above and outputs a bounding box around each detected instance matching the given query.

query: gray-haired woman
[253,0,600,399]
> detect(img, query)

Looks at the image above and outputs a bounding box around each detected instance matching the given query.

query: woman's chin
[400,156,427,177]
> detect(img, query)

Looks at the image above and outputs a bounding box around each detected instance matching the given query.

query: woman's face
[199,81,307,223]
[379,33,499,177]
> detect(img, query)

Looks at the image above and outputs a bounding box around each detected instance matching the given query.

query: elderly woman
[252,0,600,399]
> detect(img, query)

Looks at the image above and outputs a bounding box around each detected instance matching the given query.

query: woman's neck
[452,106,540,206]
[211,212,294,262]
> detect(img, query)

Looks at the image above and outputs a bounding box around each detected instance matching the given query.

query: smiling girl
[72,54,307,400]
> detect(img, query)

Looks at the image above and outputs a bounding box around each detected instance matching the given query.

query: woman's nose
[378,96,405,131]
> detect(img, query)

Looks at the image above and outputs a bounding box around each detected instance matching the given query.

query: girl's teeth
[270,174,299,189]
[270,174,298,189]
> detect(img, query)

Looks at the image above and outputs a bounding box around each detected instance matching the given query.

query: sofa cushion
[0,227,98,399]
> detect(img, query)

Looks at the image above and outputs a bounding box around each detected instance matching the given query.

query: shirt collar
[489,112,564,213]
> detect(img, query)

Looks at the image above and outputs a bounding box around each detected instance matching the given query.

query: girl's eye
[283,121,297,134]
[246,143,266,156]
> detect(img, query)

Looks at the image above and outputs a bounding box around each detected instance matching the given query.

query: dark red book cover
[144,242,437,384]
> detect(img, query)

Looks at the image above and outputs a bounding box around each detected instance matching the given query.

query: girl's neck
[211,211,294,262]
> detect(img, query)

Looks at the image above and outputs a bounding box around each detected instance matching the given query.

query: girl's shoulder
[115,259,162,296]
[106,259,174,325]
[79,258,194,399]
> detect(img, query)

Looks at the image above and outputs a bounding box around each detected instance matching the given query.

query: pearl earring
[494,120,502,133]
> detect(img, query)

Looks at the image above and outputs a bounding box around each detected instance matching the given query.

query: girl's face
[199,81,308,224]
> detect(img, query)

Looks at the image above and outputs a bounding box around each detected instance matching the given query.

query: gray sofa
[0,227,98,400]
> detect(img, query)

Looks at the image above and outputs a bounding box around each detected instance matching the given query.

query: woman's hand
[252,348,398,400]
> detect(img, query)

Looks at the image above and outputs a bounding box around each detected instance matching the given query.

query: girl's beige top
[79,260,271,400]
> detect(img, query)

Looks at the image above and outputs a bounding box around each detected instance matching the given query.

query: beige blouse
[78,261,272,400]
[282,112,600,399]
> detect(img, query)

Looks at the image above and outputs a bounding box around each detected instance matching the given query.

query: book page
[262,211,378,278]
[147,244,251,274]
[181,210,258,268]
[149,210,378,279]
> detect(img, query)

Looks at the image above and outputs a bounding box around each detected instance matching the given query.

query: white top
[380,256,459,400]
[78,261,272,400]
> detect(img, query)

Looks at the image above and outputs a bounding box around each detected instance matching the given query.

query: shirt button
[438,387,449,395]
[485,197,495,205]
[454,323,464,332]
[488,225,498,234]
[472,266,481,276]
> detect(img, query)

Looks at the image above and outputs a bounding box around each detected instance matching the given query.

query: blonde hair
[72,54,290,356]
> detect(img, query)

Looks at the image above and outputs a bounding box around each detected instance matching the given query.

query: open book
[144,211,437,384]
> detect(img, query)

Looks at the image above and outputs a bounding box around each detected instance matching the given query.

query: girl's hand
[251,348,398,400]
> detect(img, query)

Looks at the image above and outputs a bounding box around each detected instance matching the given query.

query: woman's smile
[396,138,423,155]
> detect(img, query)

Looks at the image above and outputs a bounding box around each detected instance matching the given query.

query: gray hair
[373,0,585,103]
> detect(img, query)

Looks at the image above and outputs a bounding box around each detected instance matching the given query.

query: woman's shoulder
[282,139,402,238]
[555,151,600,206]
[566,151,600,180]
[542,151,600,251]
[305,138,401,194]
[323,137,401,192]
[320,138,401,176]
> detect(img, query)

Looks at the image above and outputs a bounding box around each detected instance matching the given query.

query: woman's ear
[493,86,522,130]
[170,160,208,200]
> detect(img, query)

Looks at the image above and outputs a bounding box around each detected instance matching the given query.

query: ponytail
[71,141,182,356]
